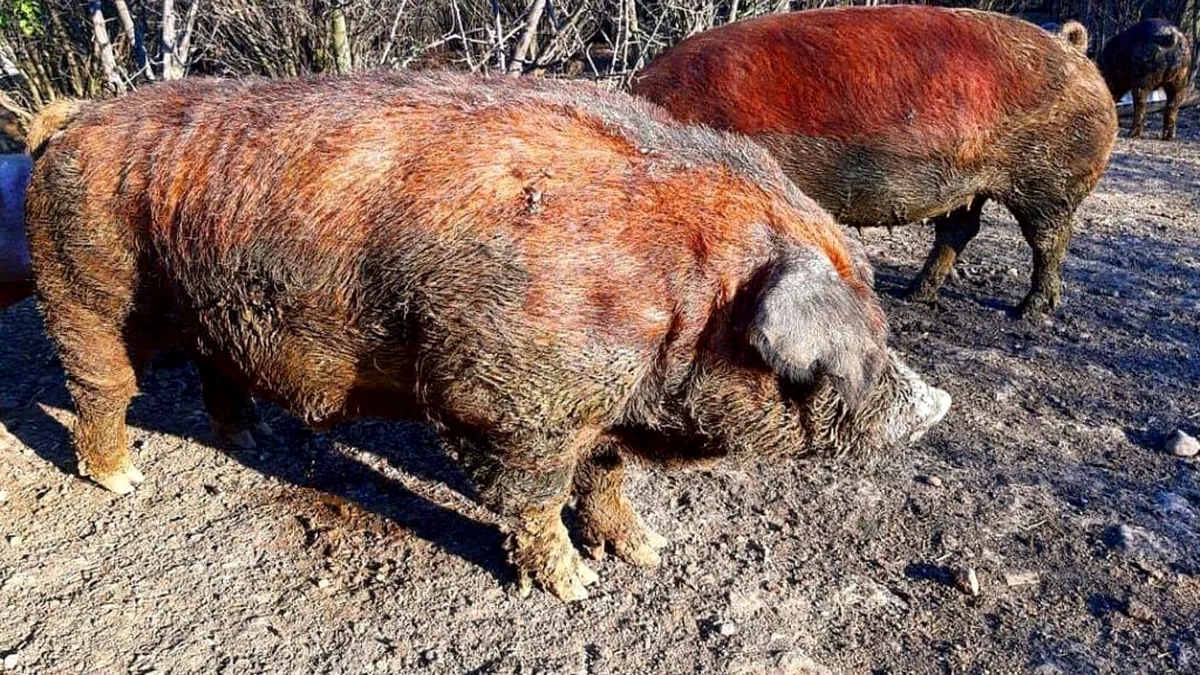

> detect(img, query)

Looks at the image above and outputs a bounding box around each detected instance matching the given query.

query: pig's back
[54,75,792,333]
[633,6,1080,154]
[38,73,826,424]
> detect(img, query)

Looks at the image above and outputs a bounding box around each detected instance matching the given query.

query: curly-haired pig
[632,6,1117,317]
[1099,19,1192,140]
[23,73,950,601]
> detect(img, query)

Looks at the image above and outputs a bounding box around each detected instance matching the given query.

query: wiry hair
[1058,21,1089,53]
[24,99,85,157]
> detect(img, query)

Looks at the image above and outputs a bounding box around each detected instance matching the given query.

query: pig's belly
[759,132,991,227]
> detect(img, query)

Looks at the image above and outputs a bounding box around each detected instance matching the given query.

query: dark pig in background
[1099,19,1192,140]
[633,6,1117,318]
[23,73,949,601]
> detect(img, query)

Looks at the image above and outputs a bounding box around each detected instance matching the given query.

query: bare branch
[507,0,548,76]
[89,0,127,94]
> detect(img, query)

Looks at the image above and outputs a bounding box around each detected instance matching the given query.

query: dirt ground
[1,107,1198,675]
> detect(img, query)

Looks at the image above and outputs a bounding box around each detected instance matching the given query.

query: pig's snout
[885,355,952,445]
[908,383,951,443]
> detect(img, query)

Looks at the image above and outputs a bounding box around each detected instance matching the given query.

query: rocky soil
[0,109,1198,674]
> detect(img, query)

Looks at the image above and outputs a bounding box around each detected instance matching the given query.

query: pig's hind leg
[574,440,668,568]
[1162,81,1182,141]
[907,198,984,303]
[1009,200,1076,318]
[197,361,273,449]
[456,428,602,601]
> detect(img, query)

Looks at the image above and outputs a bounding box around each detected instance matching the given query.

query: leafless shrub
[1,0,1197,128]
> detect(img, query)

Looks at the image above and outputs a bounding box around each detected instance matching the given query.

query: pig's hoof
[1015,294,1058,320]
[227,429,257,450]
[579,498,669,568]
[515,544,600,602]
[252,421,276,440]
[90,463,145,495]
[508,515,601,602]
[904,284,939,305]
[583,526,668,568]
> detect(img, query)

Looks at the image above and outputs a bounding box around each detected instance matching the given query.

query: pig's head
[684,244,950,460]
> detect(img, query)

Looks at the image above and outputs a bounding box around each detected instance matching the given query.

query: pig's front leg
[197,360,274,449]
[457,429,601,601]
[574,440,668,567]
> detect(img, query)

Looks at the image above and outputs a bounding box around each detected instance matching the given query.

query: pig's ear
[748,248,886,411]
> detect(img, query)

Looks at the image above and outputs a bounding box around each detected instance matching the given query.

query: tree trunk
[177,0,202,73]
[508,0,548,76]
[330,1,352,74]
[490,0,506,72]
[162,0,181,79]
[90,0,127,95]
[114,0,152,79]
[161,0,200,80]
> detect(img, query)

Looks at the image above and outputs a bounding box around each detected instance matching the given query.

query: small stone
[1006,268,1019,278]
[1098,425,1126,443]
[316,578,330,589]
[726,590,764,618]
[718,620,738,637]
[1004,571,1040,587]
[1165,430,1199,458]
[953,567,979,596]
[1107,523,1177,567]
[0,490,7,504]
[3,654,17,670]
[422,649,439,664]
[776,650,832,674]
[1124,599,1154,622]
[922,475,944,488]
[993,383,1017,403]
[6,535,21,547]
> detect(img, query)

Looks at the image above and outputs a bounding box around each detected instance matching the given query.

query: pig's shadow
[871,262,1014,315]
[0,301,508,583]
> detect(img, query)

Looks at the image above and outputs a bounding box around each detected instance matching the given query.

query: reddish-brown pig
[24,73,950,601]
[1099,19,1192,140]
[632,6,1118,317]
